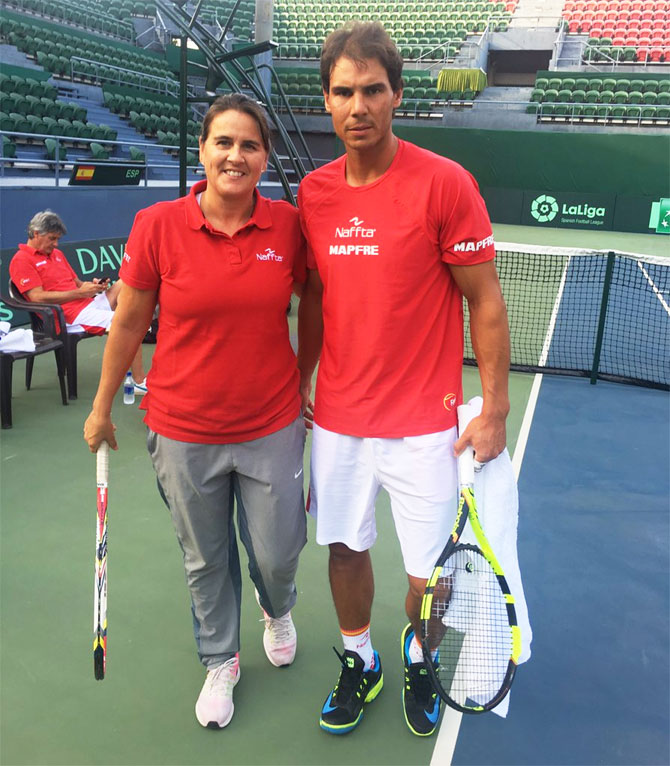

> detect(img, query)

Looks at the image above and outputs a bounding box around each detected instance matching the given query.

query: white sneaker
[195,656,240,729]
[255,590,297,667]
[133,377,148,395]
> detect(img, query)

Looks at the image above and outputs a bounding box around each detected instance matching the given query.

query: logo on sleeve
[452,235,495,253]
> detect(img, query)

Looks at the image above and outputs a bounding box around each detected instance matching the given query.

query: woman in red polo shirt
[84,94,307,730]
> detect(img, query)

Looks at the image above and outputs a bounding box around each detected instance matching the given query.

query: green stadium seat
[616,79,631,92]
[644,80,659,94]
[628,91,643,104]
[129,145,145,163]
[572,89,586,103]
[535,78,548,90]
[600,90,615,104]
[643,91,658,105]
[9,112,29,134]
[90,142,110,160]
[557,88,572,103]
[657,81,670,94]
[543,88,559,102]
[625,105,642,120]
[613,90,628,104]
[45,137,66,161]
[574,78,589,91]
[2,134,17,159]
[42,116,61,135]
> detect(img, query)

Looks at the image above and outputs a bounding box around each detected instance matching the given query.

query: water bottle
[123,370,135,405]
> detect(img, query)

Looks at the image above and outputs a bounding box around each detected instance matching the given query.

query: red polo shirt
[9,243,92,323]
[121,180,307,443]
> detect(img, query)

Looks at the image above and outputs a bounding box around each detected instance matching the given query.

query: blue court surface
[450,375,669,766]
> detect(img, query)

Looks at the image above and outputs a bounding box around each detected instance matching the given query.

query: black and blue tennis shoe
[319,648,383,734]
[401,623,441,736]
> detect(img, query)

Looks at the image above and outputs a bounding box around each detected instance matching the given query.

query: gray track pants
[147,417,307,668]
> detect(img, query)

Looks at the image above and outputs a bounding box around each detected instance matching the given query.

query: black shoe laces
[332,647,366,705]
[407,662,435,708]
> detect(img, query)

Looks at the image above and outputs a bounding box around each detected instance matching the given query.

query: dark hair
[200,93,271,152]
[320,21,404,94]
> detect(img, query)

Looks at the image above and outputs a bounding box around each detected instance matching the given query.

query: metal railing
[0,130,201,187]
[70,57,180,97]
[526,101,670,126]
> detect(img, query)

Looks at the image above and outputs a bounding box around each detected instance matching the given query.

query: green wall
[393,125,669,198]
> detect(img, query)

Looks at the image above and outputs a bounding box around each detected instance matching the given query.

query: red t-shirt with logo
[298,139,495,437]
[121,180,307,443]
[9,244,93,323]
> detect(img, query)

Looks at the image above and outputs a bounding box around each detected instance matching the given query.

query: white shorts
[309,423,458,578]
[68,292,114,333]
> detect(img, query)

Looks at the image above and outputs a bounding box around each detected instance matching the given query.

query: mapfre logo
[330,217,379,256]
[256,247,283,262]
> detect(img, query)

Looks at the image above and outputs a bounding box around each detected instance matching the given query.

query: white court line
[637,261,670,317]
[430,256,572,765]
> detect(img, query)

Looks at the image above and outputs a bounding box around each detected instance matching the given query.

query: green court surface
[1,223,666,765]
[0,318,531,766]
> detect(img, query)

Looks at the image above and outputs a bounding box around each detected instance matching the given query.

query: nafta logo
[330,216,379,255]
[335,216,376,238]
[256,247,283,262]
[443,392,457,411]
[531,194,559,223]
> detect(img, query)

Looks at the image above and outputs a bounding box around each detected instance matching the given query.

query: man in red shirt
[9,210,146,389]
[297,22,510,737]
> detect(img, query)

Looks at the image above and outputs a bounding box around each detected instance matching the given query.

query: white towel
[0,328,35,353]
[459,396,532,717]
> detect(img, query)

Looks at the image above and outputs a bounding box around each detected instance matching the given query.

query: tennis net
[463,242,670,390]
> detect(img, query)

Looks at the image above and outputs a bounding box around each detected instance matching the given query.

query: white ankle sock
[342,624,374,670]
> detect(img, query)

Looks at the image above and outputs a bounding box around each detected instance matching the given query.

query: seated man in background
[9,209,146,392]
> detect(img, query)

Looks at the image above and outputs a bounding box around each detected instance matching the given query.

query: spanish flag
[75,165,95,181]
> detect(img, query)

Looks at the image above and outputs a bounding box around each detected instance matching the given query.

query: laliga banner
[522,191,616,230]
[0,237,127,326]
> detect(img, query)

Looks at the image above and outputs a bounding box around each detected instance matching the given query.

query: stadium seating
[562,0,670,63]
[528,70,670,124]
[1,8,175,89]
[2,0,135,41]
[271,0,519,62]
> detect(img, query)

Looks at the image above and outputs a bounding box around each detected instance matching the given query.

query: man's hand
[79,280,108,297]
[300,377,314,429]
[84,411,118,452]
[453,412,506,465]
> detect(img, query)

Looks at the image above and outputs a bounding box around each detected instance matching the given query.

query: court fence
[464,243,670,390]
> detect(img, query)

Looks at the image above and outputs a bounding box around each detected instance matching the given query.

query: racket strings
[430,548,513,707]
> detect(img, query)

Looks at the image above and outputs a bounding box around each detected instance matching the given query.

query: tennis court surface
[1,227,668,766]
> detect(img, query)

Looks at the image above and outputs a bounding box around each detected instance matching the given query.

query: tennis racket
[93,440,109,680]
[420,404,520,713]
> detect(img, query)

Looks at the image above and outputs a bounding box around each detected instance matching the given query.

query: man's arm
[83,283,157,451]
[297,267,324,424]
[448,259,510,463]
[25,281,105,304]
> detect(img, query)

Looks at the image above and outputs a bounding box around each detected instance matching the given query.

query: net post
[590,251,616,385]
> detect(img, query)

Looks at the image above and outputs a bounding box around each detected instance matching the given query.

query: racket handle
[96,441,109,485]
[457,403,477,487]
